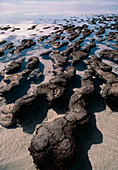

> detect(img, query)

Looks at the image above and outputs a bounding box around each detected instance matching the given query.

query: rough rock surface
[99,49,118,61]
[101,81,118,110]
[10,39,36,54]
[50,53,68,67]
[0,66,76,126]
[28,69,94,170]
[70,50,88,65]
[5,61,22,74]
[26,56,39,69]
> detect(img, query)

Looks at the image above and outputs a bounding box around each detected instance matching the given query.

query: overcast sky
[0,0,118,15]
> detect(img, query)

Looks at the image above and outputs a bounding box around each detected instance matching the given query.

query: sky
[0,0,118,16]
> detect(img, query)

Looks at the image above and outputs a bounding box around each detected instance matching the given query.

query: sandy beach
[0,14,118,170]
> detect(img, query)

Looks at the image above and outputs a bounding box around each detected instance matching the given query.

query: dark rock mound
[26,56,39,69]
[27,25,37,30]
[99,49,118,61]
[0,40,7,45]
[101,81,118,111]
[38,35,50,42]
[70,50,88,65]
[82,43,96,53]
[10,39,36,54]
[2,66,75,125]
[50,53,68,67]
[28,69,94,170]
[0,50,4,57]
[5,61,22,74]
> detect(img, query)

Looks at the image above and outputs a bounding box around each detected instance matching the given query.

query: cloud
[21,0,118,6]
[0,0,118,16]
[21,1,39,4]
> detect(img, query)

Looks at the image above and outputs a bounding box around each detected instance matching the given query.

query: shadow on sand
[70,93,105,170]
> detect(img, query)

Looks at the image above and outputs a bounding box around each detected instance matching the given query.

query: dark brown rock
[99,49,118,61]
[26,56,39,69]
[28,69,94,170]
[5,61,22,74]
[101,81,118,110]
[50,53,68,67]
[0,40,6,45]
[70,50,88,65]
[0,50,4,57]
[38,35,50,42]
[10,39,36,54]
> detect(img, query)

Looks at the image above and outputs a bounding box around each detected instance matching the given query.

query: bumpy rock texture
[28,69,95,170]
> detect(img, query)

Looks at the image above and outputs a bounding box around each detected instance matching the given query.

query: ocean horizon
[0,0,118,24]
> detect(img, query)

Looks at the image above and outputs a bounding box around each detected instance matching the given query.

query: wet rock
[0,69,30,95]
[0,50,4,57]
[0,80,20,95]
[70,50,88,65]
[68,33,80,41]
[85,55,116,83]
[82,28,94,38]
[27,25,37,30]
[106,32,116,41]
[101,81,118,110]
[53,67,64,75]
[29,117,77,170]
[0,40,6,45]
[61,40,82,56]
[5,61,22,74]
[82,43,96,53]
[43,26,51,29]
[2,43,14,51]
[27,68,43,82]
[26,56,39,69]
[28,69,93,170]
[51,41,60,48]
[89,38,95,42]
[53,26,60,30]
[95,27,105,36]
[50,50,60,57]
[112,43,118,49]
[6,66,75,124]
[0,26,11,30]
[97,38,105,42]
[38,35,50,42]
[50,34,61,42]
[51,41,69,49]
[10,39,36,54]
[50,53,68,67]
[99,49,118,61]
[10,27,20,32]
